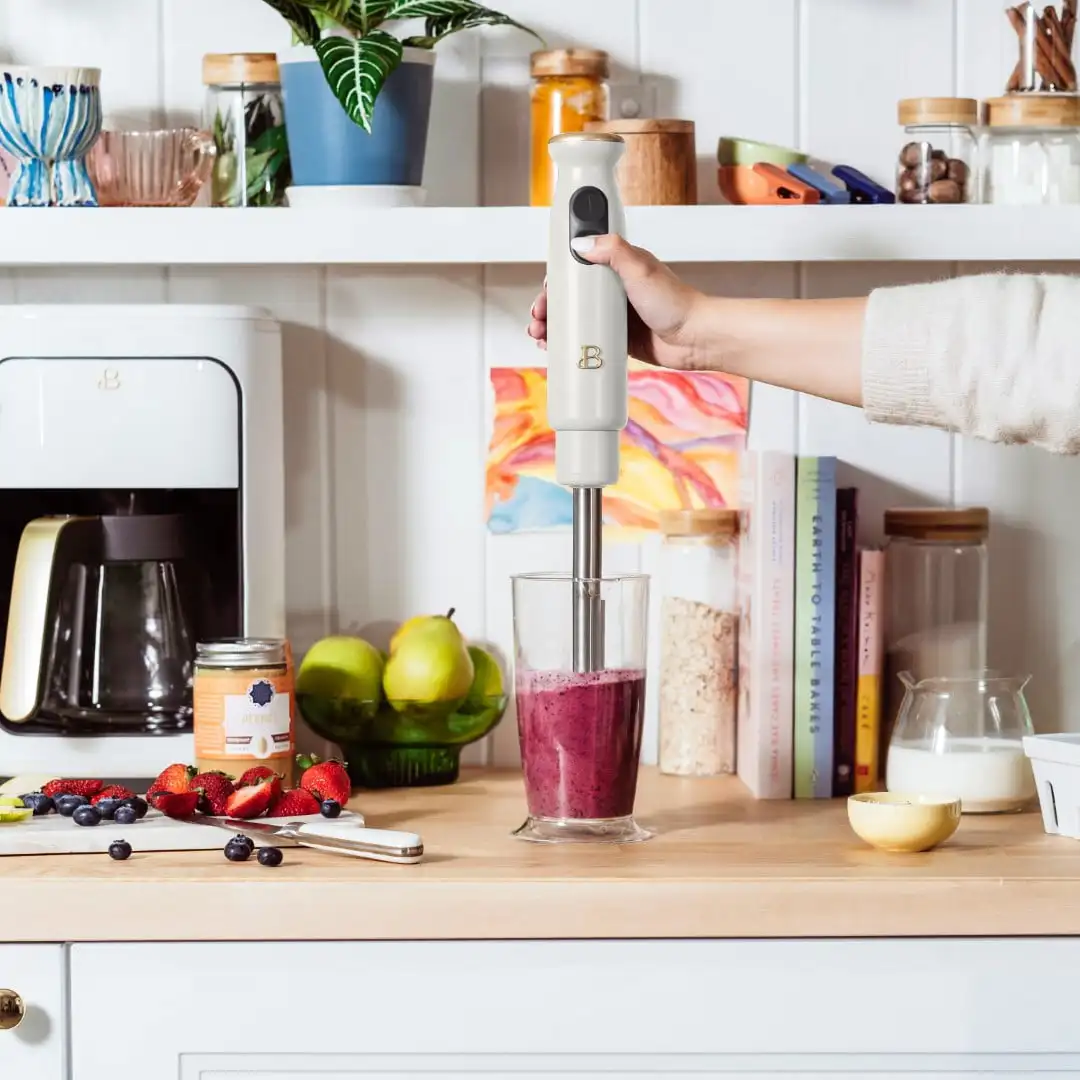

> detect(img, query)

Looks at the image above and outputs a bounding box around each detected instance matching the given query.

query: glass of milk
[886,671,1036,813]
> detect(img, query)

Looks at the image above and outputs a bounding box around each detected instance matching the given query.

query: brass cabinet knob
[0,989,24,1030]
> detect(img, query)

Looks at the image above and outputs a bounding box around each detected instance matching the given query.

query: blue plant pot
[277,45,435,188]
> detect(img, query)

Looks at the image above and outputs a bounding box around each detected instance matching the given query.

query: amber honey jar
[530,48,610,206]
[194,638,295,786]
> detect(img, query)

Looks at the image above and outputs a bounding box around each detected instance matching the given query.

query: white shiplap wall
[0,0,1074,764]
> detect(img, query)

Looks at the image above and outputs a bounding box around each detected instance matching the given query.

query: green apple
[465,645,504,707]
[296,635,385,703]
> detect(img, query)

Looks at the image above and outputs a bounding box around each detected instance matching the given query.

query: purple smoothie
[515,668,646,820]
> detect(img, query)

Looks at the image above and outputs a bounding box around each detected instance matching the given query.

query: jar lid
[985,93,1080,128]
[898,97,980,127]
[196,638,288,668]
[530,49,610,80]
[203,53,281,87]
[884,507,989,541]
[659,508,739,538]
[586,119,695,136]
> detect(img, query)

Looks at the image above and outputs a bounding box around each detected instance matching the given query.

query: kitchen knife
[199,817,424,864]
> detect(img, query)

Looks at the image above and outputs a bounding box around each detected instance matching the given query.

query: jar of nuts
[896,97,980,205]
[657,509,739,778]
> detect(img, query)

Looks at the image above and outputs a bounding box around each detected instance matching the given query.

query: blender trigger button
[569,186,609,264]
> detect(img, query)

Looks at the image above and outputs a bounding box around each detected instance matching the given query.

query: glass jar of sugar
[656,509,740,777]
[882,508,990,754]
[984,94,1080,204]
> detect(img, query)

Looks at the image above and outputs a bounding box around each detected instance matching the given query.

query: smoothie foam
[515,668,646,820]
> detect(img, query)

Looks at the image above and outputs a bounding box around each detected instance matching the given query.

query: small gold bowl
[847,791,961,853]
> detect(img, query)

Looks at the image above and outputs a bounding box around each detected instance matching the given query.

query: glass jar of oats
[657,509,740,777]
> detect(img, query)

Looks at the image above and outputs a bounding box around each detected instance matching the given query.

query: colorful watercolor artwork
[485,363,750,535]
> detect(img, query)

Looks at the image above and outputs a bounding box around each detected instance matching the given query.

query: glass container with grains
[530,49,610,206]
[657,509,740,777]
[882,508,989,760]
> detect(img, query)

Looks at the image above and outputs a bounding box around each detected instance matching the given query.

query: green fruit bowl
[296,693,508,788]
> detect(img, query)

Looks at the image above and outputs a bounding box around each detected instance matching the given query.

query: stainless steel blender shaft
[572,486,605,673]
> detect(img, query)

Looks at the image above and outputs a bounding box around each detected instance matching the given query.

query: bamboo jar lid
[898,97,980,126]
[985,94,1080,127]
[659,508,739,538]
[584,118,698,205]
[587,119,696,136]
[530,49,610,80]
[884,507,990,542]
[203,53,281,86]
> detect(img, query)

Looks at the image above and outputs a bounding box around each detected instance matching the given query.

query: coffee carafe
[0,514,196,734]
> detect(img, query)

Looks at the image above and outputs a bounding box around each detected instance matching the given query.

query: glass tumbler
[87,129,215,207]
[511,572,651,844]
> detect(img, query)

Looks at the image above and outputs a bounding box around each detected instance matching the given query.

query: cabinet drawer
[71,940,1080,1077]
[0,944,67,1080]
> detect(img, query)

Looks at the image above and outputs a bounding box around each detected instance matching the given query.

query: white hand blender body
[546,132,629,674]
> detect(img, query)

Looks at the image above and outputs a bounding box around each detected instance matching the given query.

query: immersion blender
[545,132,629,674]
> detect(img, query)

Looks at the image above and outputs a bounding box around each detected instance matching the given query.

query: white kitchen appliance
[546,132,629,671]
[0,305,285,780]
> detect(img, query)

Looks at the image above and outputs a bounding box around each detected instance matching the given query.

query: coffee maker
[0,305,286,780]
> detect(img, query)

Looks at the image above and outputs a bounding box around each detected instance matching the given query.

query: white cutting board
[0,808,365,856]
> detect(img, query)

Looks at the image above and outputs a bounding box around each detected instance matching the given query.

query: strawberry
[299,760,351,806]
[224,779,274,820]
[149,763,196,795]
[190,772,235,817]
[236,765,277,787]
[91,785,134,806]
[268,787,321,818]
[42,778,103,798]
[155,791,200,819]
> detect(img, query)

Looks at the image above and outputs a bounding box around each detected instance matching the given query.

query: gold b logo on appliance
[579,345,604,370]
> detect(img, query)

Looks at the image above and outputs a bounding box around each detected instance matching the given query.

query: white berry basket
[1023,733,1080,838]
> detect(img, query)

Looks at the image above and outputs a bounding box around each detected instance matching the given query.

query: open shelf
[0,204,1078,266]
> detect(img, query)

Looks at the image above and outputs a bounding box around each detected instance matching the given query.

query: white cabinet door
[0,944,67,1080]
[71,940,1080,1078]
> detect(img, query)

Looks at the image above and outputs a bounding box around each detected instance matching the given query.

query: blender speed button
[569,185,609,263]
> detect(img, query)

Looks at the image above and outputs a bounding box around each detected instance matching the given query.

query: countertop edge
[7,878,1078,943]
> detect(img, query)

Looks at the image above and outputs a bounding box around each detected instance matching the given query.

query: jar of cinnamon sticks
[1006,1,1078,93]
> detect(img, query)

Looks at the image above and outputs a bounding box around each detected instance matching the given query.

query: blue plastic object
[278,54,434,187]
[786,163,851,204]
[832,165,896,204]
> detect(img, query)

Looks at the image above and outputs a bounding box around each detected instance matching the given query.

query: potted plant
[265,1,540,200]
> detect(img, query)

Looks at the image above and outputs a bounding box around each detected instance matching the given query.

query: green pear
[464,645,504,708]
[383,609,475,710]
[296,635,385,703]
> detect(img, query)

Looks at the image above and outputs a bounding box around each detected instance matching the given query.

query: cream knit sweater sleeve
[862,273,1080,454]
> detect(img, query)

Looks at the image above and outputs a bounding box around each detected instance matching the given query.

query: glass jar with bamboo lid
[984,93,1080,204]
[529,49,610,206]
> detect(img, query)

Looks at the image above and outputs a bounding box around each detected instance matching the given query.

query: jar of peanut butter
[194,638,295,786]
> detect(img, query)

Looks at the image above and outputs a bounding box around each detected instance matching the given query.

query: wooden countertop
[3,768,1075,943]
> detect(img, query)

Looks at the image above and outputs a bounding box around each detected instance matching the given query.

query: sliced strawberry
[91,785,134,806]
[268,788,321,818]
[155,791,200,819]
[224,779,274,820]
[149,763,196,795]
[42,778,103,798]
[299,760,351,806]
[190,773,235,817]
[236,765,277,787]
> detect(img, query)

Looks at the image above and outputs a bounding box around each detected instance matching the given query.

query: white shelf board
[0,204,1078,265]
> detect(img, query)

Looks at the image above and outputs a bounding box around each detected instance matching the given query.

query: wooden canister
[585,119,697,205]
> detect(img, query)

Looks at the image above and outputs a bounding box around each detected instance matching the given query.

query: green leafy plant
[262,1,542,134]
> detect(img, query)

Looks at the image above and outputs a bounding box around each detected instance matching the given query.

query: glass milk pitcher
[886,671,1036,813]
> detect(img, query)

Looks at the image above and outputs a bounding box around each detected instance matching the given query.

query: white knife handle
[296,822,423,863]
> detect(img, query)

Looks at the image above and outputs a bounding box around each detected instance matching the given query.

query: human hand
[526,234,707,370]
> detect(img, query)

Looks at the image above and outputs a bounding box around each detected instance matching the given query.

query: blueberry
[57,794,88,817]
[73,804,101,827]
[320,799,341,819]
[224,839,250,862]
[108,839,132,861]
[257,846,283,867]
[94,797,121,820]
[124,796,148,819]
[20,792,53,816]
[232,833,255,853]
[113,805,137,826]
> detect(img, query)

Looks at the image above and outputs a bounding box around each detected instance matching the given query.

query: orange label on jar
[194,665,295,762]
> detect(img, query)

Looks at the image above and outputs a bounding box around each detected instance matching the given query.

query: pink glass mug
[87,128,215,207]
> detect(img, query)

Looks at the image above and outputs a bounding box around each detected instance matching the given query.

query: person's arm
[541,236,1080,455]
